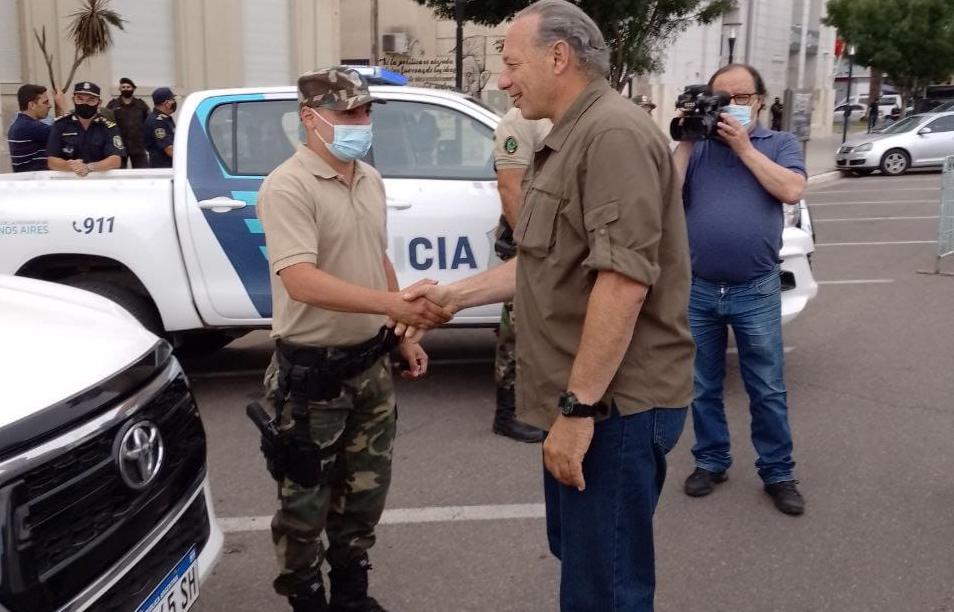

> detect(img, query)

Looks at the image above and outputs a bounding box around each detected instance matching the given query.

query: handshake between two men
[384,279,460,343]
[386,258,517,341]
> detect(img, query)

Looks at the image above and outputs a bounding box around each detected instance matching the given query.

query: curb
[807,170,841,185]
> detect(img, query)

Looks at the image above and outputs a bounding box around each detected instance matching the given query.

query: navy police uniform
[47,81,125,164]
[144,109,175,168]
[47,113,125,163]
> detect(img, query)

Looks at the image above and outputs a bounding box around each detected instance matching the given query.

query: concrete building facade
[2,0,837,168]
[0,0,340,166]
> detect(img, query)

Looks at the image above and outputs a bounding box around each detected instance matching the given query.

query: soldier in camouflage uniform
[492,107,551,443]
[256,66,450,612]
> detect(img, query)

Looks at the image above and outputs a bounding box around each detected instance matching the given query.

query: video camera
[669,84,731,141]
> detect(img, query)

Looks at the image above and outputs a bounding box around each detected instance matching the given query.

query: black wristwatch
[559,391,601,418]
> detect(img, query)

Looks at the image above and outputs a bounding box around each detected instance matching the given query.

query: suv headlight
[854,143,873,152]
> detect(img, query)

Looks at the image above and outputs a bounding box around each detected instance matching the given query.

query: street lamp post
[728,27,737,65]
[455,0,464,90]
[842,44,856,144]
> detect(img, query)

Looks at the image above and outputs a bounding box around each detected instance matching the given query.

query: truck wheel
[880,149,910,176]
[63,277,163,337]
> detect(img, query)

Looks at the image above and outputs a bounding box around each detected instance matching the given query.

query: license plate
[135,545,200,612]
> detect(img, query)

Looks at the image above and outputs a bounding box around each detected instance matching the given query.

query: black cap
[74,81,101,98]
[120,77,136,88]
[152,87,175,105]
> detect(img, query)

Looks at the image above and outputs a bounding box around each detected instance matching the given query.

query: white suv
[0,275,222,612]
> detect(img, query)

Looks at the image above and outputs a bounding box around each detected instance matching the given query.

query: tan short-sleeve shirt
[257,145,388,346]
[513,80,695,430]
[494,107,552,169]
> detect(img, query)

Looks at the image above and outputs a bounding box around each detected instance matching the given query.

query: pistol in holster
[494,216,517,261]
[247,327,400,488]
[246,401,287,483]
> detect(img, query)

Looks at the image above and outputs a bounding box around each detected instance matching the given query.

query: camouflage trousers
[494,301,516,393]
[263,353,397,597]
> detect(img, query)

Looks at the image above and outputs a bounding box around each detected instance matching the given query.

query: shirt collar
[749,125,774,139]
[542,78,613,153]
[294,144,369,183]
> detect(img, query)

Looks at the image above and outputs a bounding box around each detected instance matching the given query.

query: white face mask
[309,108,373,162]
[725,104,753,128]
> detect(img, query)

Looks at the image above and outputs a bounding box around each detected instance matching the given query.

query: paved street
[186,171,954,612]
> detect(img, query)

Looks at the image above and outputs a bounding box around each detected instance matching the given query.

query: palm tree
[34,0,125,92]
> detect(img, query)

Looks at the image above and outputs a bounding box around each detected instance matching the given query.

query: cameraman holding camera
[672,64,808,516]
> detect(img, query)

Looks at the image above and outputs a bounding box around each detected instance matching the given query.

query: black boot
[493,387,545,443]
[289,580,329,612]
[328,554,387,612]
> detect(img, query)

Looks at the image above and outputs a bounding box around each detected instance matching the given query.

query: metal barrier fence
[921,155,954,275]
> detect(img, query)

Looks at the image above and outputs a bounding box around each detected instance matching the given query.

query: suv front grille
[0,370,207,611]
[91,492,210,612]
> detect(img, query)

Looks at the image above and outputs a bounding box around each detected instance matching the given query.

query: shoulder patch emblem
[113,135,125,149]
[154,127,166,140]
[504,136,518,154]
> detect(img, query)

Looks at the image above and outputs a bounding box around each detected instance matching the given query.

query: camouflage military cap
[297,67,385,110]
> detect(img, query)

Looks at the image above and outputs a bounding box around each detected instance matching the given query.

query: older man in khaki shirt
[401,2,694,609]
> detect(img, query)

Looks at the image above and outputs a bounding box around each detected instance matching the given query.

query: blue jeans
[544,406,687,612]
[688,269,795,484]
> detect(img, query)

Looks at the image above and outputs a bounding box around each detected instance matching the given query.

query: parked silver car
[835,111,954,176]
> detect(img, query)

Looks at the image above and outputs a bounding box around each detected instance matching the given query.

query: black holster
[246,401,286,482]
[494,216,517,261]
[252,327,400,488]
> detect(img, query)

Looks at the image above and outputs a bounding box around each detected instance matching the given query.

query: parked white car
[836,111,954,175]
[0,85,818,346]
[833,103,867,124]
[0,275,222,611]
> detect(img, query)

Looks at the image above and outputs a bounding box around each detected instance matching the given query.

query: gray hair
[517,0,610,78]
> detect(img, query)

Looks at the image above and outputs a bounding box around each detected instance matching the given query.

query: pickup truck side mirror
[918,127,933,136]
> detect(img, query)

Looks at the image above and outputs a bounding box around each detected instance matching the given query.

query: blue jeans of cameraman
[544,405,687,611]
[688,268,795,484]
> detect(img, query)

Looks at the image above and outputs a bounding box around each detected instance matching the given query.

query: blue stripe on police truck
[188,96,271,317]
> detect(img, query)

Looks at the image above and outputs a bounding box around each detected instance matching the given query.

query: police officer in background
[106,77,150,168]
[491,106,550,443]
[144,87,177,168]
[47,81,124,176]
[255,67,451,612]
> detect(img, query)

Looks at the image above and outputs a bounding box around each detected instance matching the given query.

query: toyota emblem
[115,420,165,490]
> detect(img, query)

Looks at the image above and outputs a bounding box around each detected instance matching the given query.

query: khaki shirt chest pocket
[514,185,563,258]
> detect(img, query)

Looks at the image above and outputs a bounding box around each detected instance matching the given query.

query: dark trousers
[123,151,149,168]
[544,406,687,612]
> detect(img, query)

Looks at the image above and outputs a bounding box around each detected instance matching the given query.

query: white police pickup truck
[0,275,223,611]
[0,86,817,348]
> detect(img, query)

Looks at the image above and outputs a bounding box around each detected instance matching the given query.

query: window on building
[110,0,177,87]
[242,0,292,87]
[0,0,22,83]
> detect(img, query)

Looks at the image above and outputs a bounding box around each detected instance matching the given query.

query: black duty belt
[275,326,400,382]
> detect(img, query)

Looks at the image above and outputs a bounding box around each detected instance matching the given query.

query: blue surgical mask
[310,108,372,162]
[724,104,752,128]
